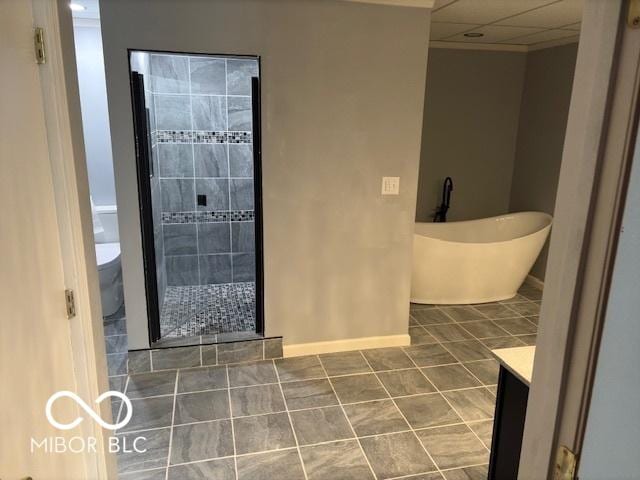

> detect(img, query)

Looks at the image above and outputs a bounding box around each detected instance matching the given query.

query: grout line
[358,351,443,478]
[225,364,239,480]
[317,355,378,480]
[272,358,310,480]
[164,369,179,479]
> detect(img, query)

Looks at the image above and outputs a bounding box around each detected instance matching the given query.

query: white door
[0,1,109,478]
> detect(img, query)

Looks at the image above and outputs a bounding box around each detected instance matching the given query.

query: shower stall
[129,50,263,344]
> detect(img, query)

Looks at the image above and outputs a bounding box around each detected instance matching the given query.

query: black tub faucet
[433,177,453,223]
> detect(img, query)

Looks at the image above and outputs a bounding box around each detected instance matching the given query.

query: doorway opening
[128,50,264,346]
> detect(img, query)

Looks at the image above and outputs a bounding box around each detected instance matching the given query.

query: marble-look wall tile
[151,55,189,93]
[226,58,259,95]
[152,346,201,370]
[198,223,231,254]
[166,255,199,286]
[232,221,255,253]
[189,57,226,95]
[229,144,253,177]
[163,224,197,255]
[195,178,229,211]
[160,179,195,212]
[232,253,255,283]
[199,254,232,285]
[155,95,191,130]
[158,144,194,178]
[192,95,227,131]
[194,144,228,177]
[264,339,283,359]
[230,179,254,210]
[227,96,252,131]
[217,340,263,364]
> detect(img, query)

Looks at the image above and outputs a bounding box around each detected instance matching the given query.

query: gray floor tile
[422,364,481,391]
[494,317,537,335]
[411,308,453,326]
[507,302,540,316]
[360,431,436,479]
[230,383,286,417]
[125,371,176,399]
[107,353,128,376]
[362,347,415,371]
[409,316,419,326]
[168,458,235,480]
[281,378,338,410]
[343,399,409,436]
[500,294,529,304]
[400,474,444,480]
[275,355,326,382]
[417,424,489,470]
[442,340,493,362]
[105,334,128,354]
[109,375,127,393]
[487,385,497,396]
[463,360,500,385]
[264,338,284,359]
[480,336,526,349]
[152,346,201,370]
[525,314,539,325]
[237,449,306,480]
[218,340,263,364]
[330,374,388,404]
[441,306,485,322]
[128,350,151,374]
[517,334,537,346]
[170,420,234,464]
[404,344,457,367]
[120,396,174,432]
[377,369,437,397]
[290,406,354,445]
[228,360,278,387]
[233,412,296,455]
[395,394,462,429]
[425,324,474,343]
[410,326,439,345]
[174,390,230,425]
[319,351,371,376]
[518,285,543,301]
[300,440,374,480]
[120,468,166,480]
[443,388,496,422]
[442,465,489,480]
[177,366,228,393]
[467,419,493,449]
[116,428,171,474]
[458,320,510,339]
[473,304,521,319]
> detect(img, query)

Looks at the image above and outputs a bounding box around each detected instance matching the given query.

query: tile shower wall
[150,53,258,286]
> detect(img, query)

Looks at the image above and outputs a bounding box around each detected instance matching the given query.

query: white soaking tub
[411,212,552,304]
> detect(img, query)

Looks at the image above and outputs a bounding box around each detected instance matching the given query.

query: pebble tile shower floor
[112,284,541,479]
[160,282,256,338]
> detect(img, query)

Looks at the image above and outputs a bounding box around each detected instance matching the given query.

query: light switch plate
[382,177,400,195]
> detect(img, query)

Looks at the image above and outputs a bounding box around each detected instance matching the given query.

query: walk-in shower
[129,50,263,344]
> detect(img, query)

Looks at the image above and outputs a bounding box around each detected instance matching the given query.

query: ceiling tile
[444,25,545,43]
[430,22,480,40]
[505,28,579,45]
[432,0,556,24]
[496,0,583,28]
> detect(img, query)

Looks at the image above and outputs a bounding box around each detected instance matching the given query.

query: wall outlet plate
[382,177,400,195]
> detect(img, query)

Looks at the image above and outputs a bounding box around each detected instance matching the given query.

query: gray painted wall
[579,123,640,480]
[72,24,116,207]
[100,0,431,348]
[509,44,578,280]
[416,49,526,222]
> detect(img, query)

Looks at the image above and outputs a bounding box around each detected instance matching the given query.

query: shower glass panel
[129,50,262,344]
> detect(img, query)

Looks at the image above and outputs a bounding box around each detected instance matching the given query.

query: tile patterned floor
[112,284,541,479]
[160,282,256,338]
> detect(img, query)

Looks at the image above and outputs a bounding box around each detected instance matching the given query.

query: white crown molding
[343,0,436,8]
[430,35,579,53]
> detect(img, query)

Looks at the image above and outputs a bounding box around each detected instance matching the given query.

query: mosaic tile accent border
[128,337,283,373]
[157,130,252,144]
[161,210,255,224]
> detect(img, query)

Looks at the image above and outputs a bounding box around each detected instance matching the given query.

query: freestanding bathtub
[411,212,552,304]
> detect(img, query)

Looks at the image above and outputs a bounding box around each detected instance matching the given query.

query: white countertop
[491,346,535,386]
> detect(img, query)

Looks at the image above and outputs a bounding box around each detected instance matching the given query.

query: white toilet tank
[95,242,123,317]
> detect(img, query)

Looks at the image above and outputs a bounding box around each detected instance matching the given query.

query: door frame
[126,49,265,343]
[31,0,113,477]
[519,0,640,477]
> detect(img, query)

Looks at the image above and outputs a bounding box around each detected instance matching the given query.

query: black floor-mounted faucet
[433,177,453,223]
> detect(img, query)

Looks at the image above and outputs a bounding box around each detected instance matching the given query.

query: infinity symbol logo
[45,391,133,431]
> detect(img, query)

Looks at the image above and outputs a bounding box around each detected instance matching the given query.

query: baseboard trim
[283,334,411,358]
[526,274,545,290]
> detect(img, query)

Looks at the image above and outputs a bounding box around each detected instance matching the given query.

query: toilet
[95,242,124,317]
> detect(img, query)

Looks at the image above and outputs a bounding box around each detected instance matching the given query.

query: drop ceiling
[431,0,582,51]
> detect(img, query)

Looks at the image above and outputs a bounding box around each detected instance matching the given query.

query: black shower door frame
[128,49,265,344]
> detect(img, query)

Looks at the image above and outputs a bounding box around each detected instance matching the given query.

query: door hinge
[34,27,46,64]
[629,0,640,28]
[554,445,577,480]
[65,289,76,319]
